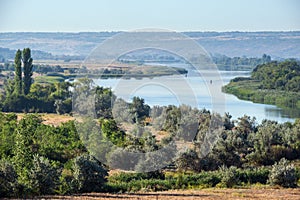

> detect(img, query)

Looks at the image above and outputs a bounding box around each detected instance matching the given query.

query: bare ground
[39,188,300,200]
[16,113,74,126]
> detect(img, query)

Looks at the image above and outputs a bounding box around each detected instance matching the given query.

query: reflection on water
[265,107,300,119]
[94,70,297,123]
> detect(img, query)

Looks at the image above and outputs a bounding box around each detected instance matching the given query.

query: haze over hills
[0,31,299,59]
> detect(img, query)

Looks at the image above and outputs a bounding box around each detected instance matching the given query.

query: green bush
[0,160,19,197]
[175,172,221,188]
[72,154,108,192]
[28,155,60,195]
[104,179,175,193]
[108,171,164,183]
[268,158,297,188]
[218,166,239,188]
[57,168,77,195]
[238,167,269,184]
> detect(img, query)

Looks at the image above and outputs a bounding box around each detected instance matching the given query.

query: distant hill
[0,47,83,62]
[184,31,300,59]
[0,31,299,59]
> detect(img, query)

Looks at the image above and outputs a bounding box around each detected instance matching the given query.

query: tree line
[0,106,299,196]
[252,60,300,92]
[213,54,272,70]
[223,60,300,112]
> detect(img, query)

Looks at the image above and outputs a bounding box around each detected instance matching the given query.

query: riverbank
[32,65,188,84]
[222,78,300,118]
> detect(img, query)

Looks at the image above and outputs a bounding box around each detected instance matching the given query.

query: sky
[0,0,299,32]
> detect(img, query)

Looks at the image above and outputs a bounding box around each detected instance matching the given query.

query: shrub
[28,155,60,195]
[238,167,269,184]
[57,169,77,195]
[218,166,239,188]
[0,160,19,197]
[72,154,108,192]
[108,171,164,183]
[268,158,297,188]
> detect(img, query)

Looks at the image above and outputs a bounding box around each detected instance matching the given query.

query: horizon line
[1,30,300,33]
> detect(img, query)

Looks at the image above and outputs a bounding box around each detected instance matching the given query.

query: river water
[94,69,296,123]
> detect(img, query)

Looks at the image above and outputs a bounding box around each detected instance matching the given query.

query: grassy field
[16,113,74,126]
[41,188,300,199]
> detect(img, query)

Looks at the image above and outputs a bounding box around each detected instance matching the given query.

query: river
[94,68,296,123]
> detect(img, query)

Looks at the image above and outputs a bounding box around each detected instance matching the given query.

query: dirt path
[41,188,300,200]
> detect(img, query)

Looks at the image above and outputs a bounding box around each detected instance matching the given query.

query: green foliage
[130,96,150,123]
[112,98,134,123]
[1,49,74,113]
[135,143,176,172]
[14,49,22,95]
[72,154,108,192]
[34,75,65,84]
[22,48,33,95]
[12,115,42,186]
[95,86,116,119]
[101,119,125,146]
[218,166,239,188]
[175,149,199,172]
[238,167,269,184]
[213,54,271,70]
[108,171,164,183]
[252,60,300,92]
[28,155,59,195]
[73,78,116,118]
[268,158,297,188]
[106,171,221,193]
[37,120,86,163]
[223,60,300,112]
[0,159,19,197]
[107,148,140,171]
[0,113,17,159]
[0,113,87,196]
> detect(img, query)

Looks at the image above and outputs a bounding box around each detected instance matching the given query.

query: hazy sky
[0,0,299,32]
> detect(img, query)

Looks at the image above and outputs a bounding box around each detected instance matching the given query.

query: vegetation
[252,60,300,92]
[0,50,299,197]
[0,108,299,196]
[213,54,272,70]
[223,60,300,115]
[268,158,297,188]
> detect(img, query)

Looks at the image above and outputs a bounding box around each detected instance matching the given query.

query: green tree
[0,113,17,159]
[175,149,199,172]
[14,49,22,95]
[22,48,33,95]
[12,115,42,187]
[72,154,108,192]
[0,159,19,197]
[28,155,59,195]
[268,158,297,188]
[101,119,125,146]
[130,97,150,123]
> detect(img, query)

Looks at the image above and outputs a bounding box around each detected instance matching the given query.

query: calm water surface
[94,69,297,123]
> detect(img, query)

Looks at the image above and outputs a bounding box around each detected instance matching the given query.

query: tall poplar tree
[22,48,33,95]
[14,49,22,94]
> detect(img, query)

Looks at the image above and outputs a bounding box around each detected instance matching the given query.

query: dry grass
[40,188,300,200]
[41,114,74,126]
[16,113,74,126]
